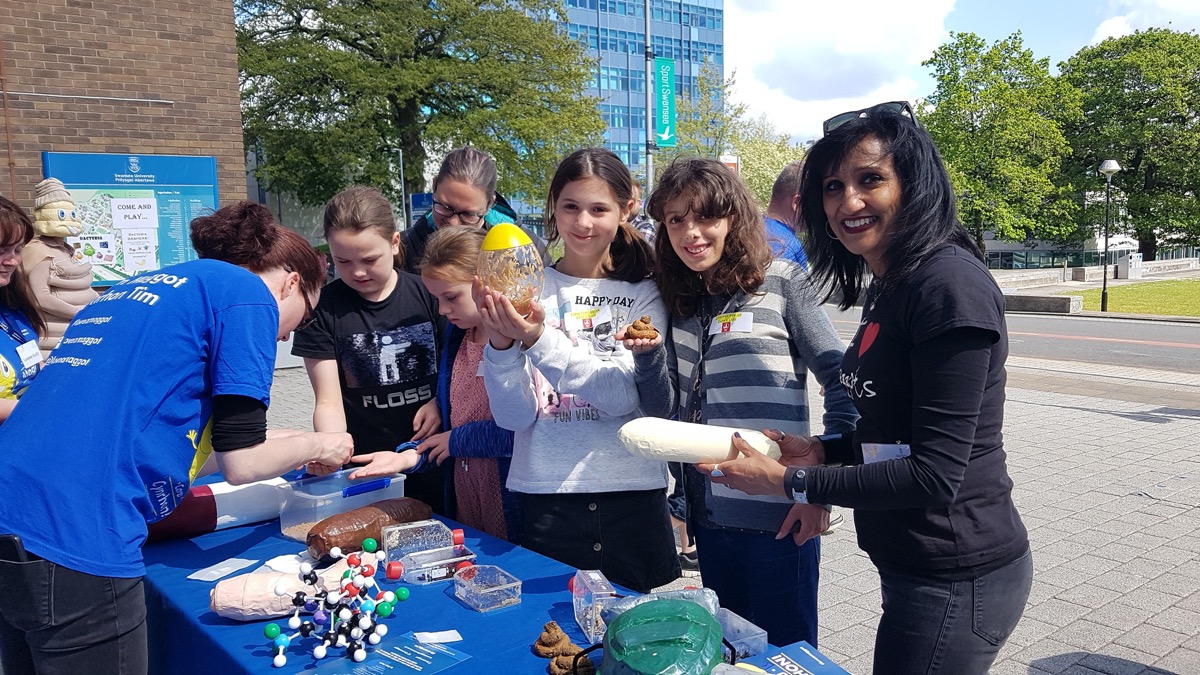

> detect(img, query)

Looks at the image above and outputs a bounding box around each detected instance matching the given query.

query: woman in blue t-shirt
[0,202,355,675]
[0,196,47,422]
[699,102,1031,674]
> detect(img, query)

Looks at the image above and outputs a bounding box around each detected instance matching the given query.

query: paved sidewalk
[266,354,1200,675]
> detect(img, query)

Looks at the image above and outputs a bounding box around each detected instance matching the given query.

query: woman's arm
[0,398,16,422]
[805,327,995,509]
[216,432,355,485]
[304,357,347,433]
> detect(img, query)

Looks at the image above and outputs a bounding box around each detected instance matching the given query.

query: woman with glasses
[399,146,551,274]
[700,102,1030,674]
[0,202,353,674]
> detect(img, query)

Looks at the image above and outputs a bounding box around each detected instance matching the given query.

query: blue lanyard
[0,309,30,345]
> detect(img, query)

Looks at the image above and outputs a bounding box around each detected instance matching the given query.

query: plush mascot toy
[21,178,98,356]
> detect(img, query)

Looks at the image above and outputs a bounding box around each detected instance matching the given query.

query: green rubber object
[602,598,724,675]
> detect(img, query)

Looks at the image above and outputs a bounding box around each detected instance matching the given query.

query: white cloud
[725,0,956,142]
[1091,16,1135,43]
[1094,0,1200,43]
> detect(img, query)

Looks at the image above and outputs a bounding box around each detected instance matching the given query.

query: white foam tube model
[617,417,781,464]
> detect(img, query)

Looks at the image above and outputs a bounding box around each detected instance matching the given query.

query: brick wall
[0,0,245,206]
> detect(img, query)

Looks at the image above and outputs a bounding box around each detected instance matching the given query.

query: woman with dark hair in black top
[699,102,1031,674]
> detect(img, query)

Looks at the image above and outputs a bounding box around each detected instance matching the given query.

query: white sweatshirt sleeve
[481,341,542,432]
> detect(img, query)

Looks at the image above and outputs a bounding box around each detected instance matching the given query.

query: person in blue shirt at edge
[0,202,354,675]
[699,101,1031,675]
[399,145,552,275]
[764,160,809,269]
[0,195,47,422]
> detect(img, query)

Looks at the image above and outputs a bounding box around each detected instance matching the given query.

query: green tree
[663,61,747,163]
[922,32,1082,251]
[238,0,604,206]
[1060,28,1200,260]
[660,62,803,205]
[733,115,807,206]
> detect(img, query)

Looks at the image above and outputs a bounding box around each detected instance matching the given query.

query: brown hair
[190,201,325,297]
[322,186,404,270]
[0,196,47,336]
[433,146,498,201]
[544,148,654,283]
[418,225,486,282]
[646,158,771,318]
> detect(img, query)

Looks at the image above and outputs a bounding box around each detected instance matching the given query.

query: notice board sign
[41,152,219,285]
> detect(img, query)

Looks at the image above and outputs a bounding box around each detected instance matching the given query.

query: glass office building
[563,0,725,173]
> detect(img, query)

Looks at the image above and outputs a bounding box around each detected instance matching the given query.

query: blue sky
[723,0,1200,141]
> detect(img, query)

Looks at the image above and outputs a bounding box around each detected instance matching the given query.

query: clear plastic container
[717,607,768,659]
[390,544,476,584]
[571,569,618,644]
[275,470,405,542]
[382,519,464,562]
[453,564,522,612]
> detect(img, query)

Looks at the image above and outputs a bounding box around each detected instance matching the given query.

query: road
[824,307,1200,375]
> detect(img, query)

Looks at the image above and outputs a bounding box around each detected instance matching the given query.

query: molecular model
[263,538,412,668]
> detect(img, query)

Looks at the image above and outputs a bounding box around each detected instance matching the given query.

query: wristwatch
[785,466,809,504]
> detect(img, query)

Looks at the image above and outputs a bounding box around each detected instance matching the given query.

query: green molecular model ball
[395,587,411,601]
[264,623,281,639]
[362,538,378,553]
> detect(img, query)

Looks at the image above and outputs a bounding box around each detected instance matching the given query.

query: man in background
[764,161,808,269]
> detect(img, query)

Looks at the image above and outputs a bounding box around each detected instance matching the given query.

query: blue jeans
[693,525,820,648]
[874,549,1032,675]
[0,553,147,675]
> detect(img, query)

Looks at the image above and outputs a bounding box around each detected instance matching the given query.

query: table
[142,518,596,673]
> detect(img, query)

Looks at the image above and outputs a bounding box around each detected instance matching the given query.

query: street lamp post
[1098,159,1121,312]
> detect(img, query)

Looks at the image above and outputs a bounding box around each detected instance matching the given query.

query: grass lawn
[1056,278,1200,316]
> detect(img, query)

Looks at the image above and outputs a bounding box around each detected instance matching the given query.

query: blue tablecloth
[142,518,596,673]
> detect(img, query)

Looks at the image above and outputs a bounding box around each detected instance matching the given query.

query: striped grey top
[635,260,858,531]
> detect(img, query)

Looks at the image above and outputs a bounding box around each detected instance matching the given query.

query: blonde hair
[419,225,485,282]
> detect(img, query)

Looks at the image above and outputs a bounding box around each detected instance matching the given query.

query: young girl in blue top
[0,196,46,422]
[477,148,679,592]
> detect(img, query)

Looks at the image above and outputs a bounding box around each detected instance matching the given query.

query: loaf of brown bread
[305,497,432,558]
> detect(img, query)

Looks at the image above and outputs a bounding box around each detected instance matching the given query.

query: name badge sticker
[565,304,611,333]
[16,340,40,369]
[861,443,911,464]
[708,311,753,335]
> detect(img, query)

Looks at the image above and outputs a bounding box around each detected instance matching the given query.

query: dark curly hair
[190,201,325,296]
[799,103,981,309]
[646,158,770,318]
[0,196,47,336]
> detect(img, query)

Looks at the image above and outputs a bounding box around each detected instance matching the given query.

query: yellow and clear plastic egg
[478,223,543,315]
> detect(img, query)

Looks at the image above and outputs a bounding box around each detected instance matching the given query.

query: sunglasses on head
[822,101,917,136]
